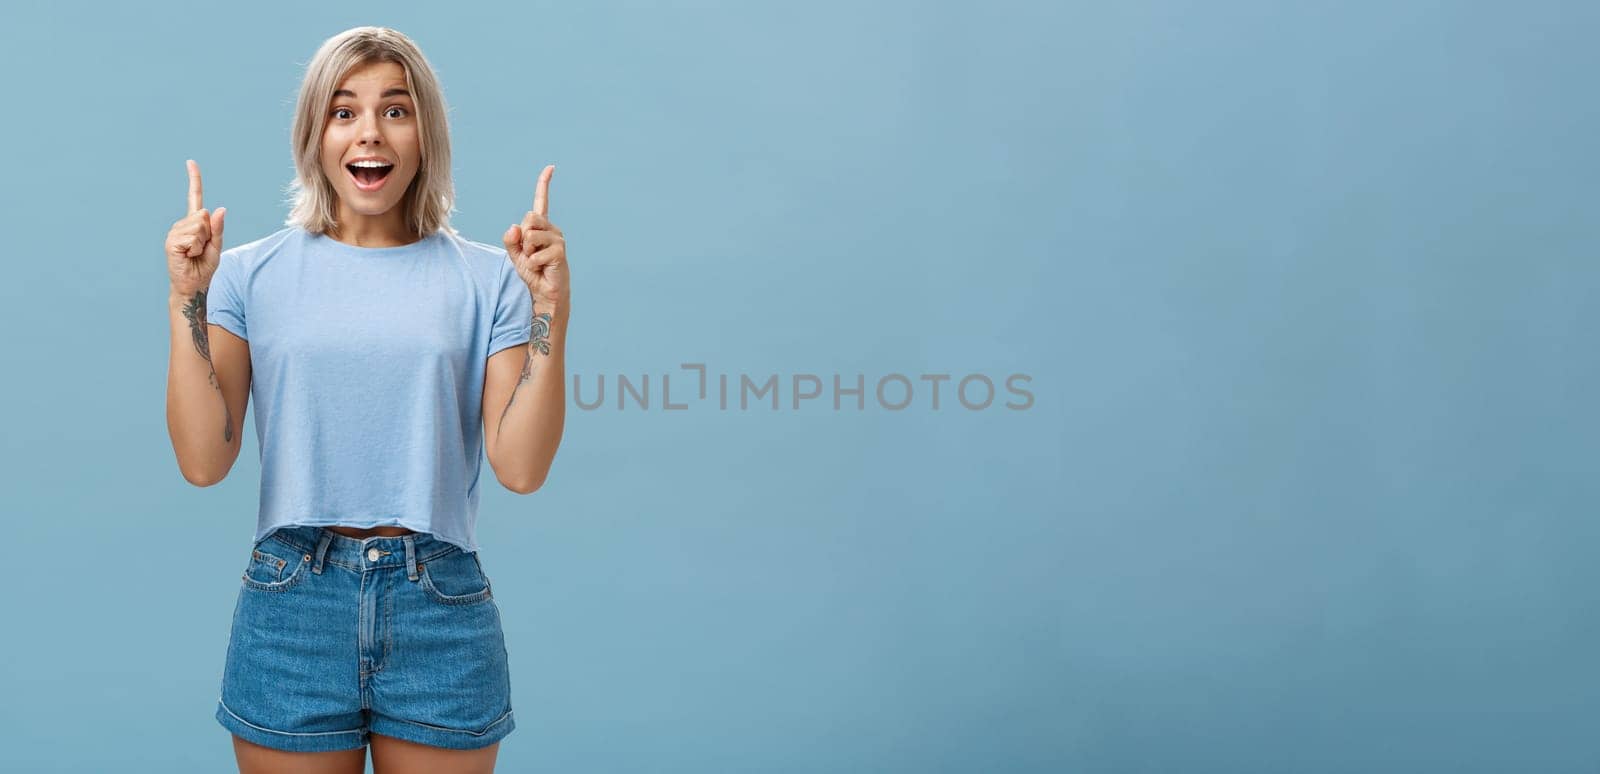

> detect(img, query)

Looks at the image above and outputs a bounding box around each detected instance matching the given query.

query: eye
[386,106,408,119]
[332,108,353,120]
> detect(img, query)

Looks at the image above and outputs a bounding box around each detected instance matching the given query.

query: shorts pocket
[418,549,493,606]
[241,541,312,593]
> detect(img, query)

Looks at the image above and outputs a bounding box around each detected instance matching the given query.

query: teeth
[350,160,392,168]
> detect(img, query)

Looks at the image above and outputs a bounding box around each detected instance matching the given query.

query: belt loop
[312,530,335,575]
[404,536,419,582]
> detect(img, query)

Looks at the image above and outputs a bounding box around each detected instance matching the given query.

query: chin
[349,200,403,216]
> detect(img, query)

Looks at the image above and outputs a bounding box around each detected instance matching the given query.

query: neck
[330,202,415,247]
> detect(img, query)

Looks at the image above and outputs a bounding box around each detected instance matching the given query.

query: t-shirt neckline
[308,228,442,256]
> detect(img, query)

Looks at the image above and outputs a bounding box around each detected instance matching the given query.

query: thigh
[233,734,367,774]
[370,732,500,774]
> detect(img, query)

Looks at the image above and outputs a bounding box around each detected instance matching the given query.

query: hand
[501,164,569,315]
[166,159,227,297]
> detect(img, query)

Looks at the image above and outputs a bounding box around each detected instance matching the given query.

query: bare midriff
[326,526,416,539]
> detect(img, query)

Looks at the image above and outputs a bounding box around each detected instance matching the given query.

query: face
[318,60,421,223]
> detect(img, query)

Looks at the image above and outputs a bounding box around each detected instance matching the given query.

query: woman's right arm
[166,289,250,485]
[165,160,250,486]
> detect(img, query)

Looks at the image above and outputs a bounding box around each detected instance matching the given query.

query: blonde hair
[285,26,455,238]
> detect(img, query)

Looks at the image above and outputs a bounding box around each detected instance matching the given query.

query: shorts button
[367,548,381,562]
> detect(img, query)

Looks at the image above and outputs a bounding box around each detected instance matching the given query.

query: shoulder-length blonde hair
[285,26,455,237]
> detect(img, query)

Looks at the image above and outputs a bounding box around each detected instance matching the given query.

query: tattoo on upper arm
[180,290,235,445]
[496,311,555,437]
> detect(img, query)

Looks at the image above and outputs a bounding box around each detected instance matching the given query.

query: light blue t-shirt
[206,225,533,553]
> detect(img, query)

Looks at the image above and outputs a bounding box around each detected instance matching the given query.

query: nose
[357,113,384,146]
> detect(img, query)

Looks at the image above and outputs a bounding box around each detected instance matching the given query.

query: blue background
[2,1,1596,771]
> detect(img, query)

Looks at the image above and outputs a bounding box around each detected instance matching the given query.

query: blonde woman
[164,26,568,773]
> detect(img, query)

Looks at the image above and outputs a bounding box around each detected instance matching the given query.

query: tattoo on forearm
[529,311,552,356]
[182,291,212,366]
[497,310,555,437]
[180,290,234,444]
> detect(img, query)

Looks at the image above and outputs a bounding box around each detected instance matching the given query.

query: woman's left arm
[484,164,570,494]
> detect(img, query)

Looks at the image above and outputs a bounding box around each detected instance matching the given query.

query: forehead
[334,60,409,94]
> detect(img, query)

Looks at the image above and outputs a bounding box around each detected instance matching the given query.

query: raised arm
[164,160,251,486]
[484,164,569,493]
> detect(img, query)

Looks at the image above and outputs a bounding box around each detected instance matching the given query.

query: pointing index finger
[186,159,204,214]
[532,164,554,218]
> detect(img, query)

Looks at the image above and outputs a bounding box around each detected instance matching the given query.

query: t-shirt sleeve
[207,249,248,340]
[488,257,533,356]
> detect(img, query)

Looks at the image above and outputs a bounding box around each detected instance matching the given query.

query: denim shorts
[215,526,515,752]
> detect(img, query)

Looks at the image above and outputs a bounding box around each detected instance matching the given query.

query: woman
[163,26,568,773]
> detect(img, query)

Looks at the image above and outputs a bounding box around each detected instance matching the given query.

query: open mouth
[346,162,395,192]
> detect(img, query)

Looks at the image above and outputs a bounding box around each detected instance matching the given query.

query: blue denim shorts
[215,526,515,752]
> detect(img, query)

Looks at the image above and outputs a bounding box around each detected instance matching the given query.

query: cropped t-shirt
[206,225,534,553]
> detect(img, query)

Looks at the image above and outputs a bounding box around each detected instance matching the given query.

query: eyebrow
[332,87,412,99]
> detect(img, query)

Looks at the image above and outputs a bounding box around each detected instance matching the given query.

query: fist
[166,159,227,296]
[501,164,569,314]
